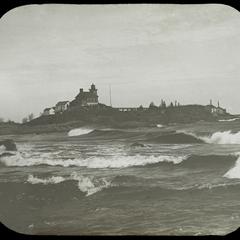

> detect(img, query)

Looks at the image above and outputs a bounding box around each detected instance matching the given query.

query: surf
[27,172,111,196]
[201,131,240,144]
[224,153,240,179]
[68,128,93,136]
[0,152,187,168]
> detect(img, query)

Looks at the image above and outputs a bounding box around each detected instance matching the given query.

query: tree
[169,102,174,108]
[0,118,4,123]
[149,102,156,109]
[28,113,34,122]
[162,101,166,109]
[159,99,163,108]
[139,105,144,110]
[160,99,167,109]
[22,117,28,124]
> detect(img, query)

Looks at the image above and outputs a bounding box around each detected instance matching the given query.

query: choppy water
[1,122,240,235]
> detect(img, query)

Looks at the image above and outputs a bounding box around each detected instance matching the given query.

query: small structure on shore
[42,107,55,116]
[55,101,70,114]
[205,100,226,115]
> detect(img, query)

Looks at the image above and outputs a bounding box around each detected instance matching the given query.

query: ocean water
[1,122,240,235]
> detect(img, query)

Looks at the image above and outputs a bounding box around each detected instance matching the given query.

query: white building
[42,107,55,116]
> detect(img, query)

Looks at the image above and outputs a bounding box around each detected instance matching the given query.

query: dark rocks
[0,139,17,151]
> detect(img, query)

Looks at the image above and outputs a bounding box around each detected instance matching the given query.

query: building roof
[56,101,69,106]
[44,107,54,111]
[78,91,96,97]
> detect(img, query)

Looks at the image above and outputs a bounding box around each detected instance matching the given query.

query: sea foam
[27,173,111,196]
[201,131,240,144]
[71,172,111,196]
[68,128,93,137]
[1,152,187,168]
[27,175,65,184]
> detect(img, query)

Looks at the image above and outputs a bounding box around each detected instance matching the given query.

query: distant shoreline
[0,108,238,136]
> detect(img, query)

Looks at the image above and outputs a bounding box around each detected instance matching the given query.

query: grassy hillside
[0,104,233,136]
[26,104,230,127]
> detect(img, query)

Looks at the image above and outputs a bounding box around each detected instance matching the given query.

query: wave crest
[71,172,111,196]
[218,118,239,122]
[27,175,65,184]
[1,153,186,168]
[224,153,240,179]
[147,132,204,144]
[201,131,240,144]
[27,173,111,196]
[68,128,93,137]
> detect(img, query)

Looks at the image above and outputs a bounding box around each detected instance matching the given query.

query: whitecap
[177,130,240,144]
[224,153,240,179]
[27,174,66,184]
[68,128,93,137]
[1,152,187,168]
[70,172,111,196]
[27,173,112,196]
[201,131,240,144]
[0,145,6,154]
[218,118,239,122]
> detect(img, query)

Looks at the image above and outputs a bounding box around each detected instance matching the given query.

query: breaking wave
[84,129,140,139]
[177,130,240,145]
[68,128,93,137]
[70,172,111,196]
[201,131,240,144]
[68,128,240,145]
[27,175,65,184]
[218,118,239,122]
[0,145,6,154]
[27,172,111,196]
[1,152,186,168]
[146,132,204,144]
[224,153,240,179]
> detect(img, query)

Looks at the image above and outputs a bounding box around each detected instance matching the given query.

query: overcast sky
[0,4,240,122]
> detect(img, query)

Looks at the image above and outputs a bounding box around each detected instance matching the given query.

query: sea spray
[202,131,240,144]
[177,130,240,144]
